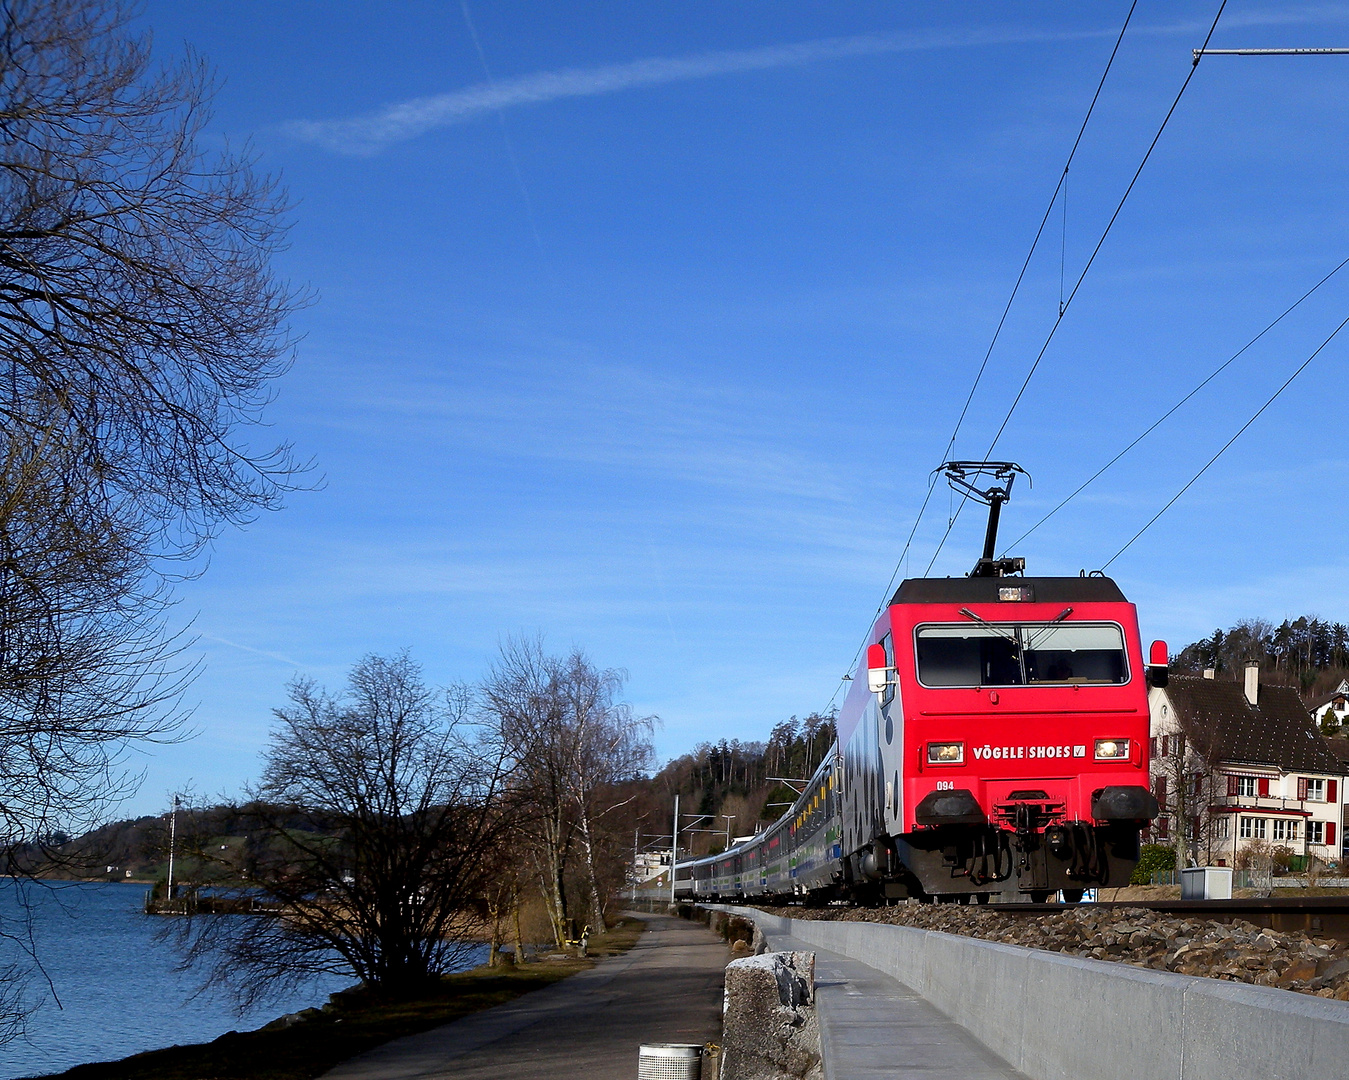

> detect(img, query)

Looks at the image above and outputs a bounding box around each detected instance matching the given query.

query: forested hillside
[643,711,837,857]
[1173,615,1349,699]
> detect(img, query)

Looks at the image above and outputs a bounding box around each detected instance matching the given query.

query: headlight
[927,742,964,764]
[1094,738,1130,760]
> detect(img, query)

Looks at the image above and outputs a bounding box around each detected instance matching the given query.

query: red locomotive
[677,462,1161,903]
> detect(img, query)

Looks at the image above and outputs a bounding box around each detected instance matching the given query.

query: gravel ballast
[768,904,1349,1000]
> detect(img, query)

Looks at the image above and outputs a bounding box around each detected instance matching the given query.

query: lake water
[0,881,488,1079]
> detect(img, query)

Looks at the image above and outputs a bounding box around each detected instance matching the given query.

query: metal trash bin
[638,1043,703,1080]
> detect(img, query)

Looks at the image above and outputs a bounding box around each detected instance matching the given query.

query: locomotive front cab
[872,575,1159,901]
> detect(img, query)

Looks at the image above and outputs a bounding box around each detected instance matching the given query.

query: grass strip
[37,917,647,1080]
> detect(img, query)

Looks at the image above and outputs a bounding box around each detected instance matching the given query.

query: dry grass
[34,917,647,1080]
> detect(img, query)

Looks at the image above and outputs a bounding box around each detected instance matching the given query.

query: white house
[1148,663,1346,866]
[1309,678,1349,730]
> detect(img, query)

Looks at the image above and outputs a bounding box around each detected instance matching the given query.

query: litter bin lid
[639,1044,703,1058]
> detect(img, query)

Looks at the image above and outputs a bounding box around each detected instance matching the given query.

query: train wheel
[1062,889,1085,905]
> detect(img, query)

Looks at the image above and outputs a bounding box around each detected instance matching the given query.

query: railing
[1207,794,1331,813]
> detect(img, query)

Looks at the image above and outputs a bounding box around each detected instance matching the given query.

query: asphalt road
[321,913,726,1080]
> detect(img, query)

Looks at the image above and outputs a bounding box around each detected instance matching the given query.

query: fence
[1150,870,1349,889]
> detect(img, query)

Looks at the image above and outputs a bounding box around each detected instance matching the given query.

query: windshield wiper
[957,607,1021,646]
[1022,608,1074,650]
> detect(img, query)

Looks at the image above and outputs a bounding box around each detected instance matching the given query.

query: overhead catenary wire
[1100,310,1349,570]
[922,0,1229,576]
[820,1,1142,710]
[983,0,1228,460]
[1001,254,1349,554]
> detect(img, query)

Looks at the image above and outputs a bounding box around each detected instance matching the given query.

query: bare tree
[1152,705,1224,868]
[174,654,511,1006]
[0,0,304,842]
[482,639,653,947]
[480,639,573,949]
[0,0,301,1037]
[557,651,654,926]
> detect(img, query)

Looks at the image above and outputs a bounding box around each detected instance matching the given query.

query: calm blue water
[0,881,487,1079]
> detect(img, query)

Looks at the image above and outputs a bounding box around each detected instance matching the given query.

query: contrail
[283,25,1112,155]
[281,7,1344,155]
[202,633,305,670]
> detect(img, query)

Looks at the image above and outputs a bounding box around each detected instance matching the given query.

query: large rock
[720,951,820,1080]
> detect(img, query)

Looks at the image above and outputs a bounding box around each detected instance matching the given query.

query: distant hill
[1173,615,1349,699]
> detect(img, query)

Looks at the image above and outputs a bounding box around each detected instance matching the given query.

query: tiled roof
[1165,675,1342,774]
[1325,736,1349,765]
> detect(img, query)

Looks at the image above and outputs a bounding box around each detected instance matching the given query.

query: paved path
[762,925,1028,1080]
[321,914,725,1080]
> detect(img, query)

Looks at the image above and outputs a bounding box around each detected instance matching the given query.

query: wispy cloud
[282,6,1349,155]
[283,26,1111,154]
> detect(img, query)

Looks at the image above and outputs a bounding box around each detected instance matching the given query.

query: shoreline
[29,916,647,1080]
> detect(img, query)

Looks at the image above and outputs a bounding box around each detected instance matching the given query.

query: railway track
[986,895,1349,942]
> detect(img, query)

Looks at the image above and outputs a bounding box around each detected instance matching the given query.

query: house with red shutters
[1147,663,1346,866]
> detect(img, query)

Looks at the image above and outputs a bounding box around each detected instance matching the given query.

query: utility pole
[670,794,679,904]
[632,828,639,903]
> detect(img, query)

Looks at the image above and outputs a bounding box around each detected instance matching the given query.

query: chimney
[1244,661,1260,706]
[1203,668,1215,680]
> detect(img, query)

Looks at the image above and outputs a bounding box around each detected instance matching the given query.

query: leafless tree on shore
[482,638,653,947]
[174,654,513,1006]
[0,0,304,849]
[0,0,303,1036]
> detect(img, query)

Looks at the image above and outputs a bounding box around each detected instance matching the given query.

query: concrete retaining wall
[712,906,1349,1080]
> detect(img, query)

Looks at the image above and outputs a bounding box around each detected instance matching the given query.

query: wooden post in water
[166,794,179,902]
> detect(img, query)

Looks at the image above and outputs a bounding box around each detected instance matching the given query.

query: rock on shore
[720,950,821,1080]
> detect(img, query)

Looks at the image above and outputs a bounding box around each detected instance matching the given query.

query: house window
[1306,779,1326,802]
[1273,819,1289,842]
[1157,816,1169,840]
[1239,817,1253,839]
[1237,776,1258,799]
[1240,817,1266,840]
[1288,820,1299,841]
[1309,821,1325,845]
[1214,817,1229,840]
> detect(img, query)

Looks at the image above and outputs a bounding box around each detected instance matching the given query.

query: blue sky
[120,1,1349,817]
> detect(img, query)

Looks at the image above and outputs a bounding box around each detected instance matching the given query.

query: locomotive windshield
[915,623,1128,687]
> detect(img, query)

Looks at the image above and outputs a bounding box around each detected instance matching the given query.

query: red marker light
[866,642,889,694]
[1149,640,1168,667]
